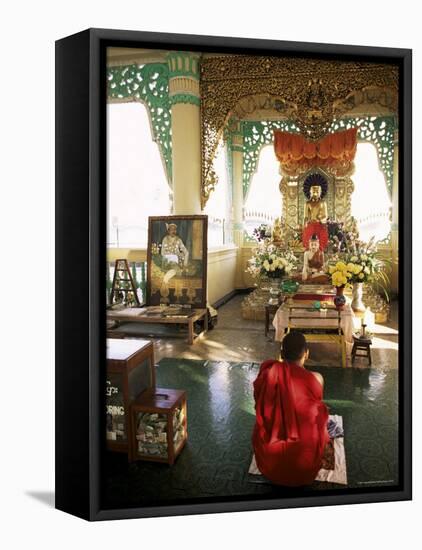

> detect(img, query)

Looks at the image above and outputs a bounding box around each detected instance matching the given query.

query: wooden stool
[351,335,372,365]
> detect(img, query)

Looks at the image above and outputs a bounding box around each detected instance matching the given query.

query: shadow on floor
[25,491,55,508]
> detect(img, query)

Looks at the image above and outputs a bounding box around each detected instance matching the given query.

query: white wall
[207,246,238,304]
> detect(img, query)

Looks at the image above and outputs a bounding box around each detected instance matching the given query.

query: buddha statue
[290,234,329,285]
[302,234,329,283]
[302,176,329,251]
[271,217,283,244]
[304,184,328,225]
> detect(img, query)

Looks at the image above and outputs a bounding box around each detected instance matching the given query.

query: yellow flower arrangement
[328,258,373,288]
[327,261,354,288]
[330,238,391,302]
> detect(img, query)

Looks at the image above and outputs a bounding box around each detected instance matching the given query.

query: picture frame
[56,28,412,521]
[146,215,208,308]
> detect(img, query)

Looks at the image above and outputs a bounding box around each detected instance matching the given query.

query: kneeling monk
[252,331,329,486]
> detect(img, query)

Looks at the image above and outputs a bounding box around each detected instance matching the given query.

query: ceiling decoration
[200,55,398,207]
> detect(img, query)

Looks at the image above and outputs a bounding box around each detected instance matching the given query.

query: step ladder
[109,259,140,307]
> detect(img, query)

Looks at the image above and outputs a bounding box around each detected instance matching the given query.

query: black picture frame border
[55,28,412,521]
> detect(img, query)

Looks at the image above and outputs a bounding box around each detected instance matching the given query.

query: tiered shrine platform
[242,280,389,323]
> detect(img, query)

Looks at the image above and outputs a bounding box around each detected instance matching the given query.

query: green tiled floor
[104,359,398,509]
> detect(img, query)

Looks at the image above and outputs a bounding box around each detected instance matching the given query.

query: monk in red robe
[252,331,329,486]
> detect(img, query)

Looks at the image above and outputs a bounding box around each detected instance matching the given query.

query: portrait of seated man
[148,216,207,306]
[160,222,190,273]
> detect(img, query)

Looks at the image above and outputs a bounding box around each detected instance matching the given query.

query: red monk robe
[252,359,330,486]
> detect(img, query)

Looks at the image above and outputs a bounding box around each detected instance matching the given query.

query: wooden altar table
[107,307,208,345]
[273,300,355,368]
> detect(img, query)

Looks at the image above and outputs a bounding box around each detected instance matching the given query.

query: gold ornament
[200,55,398,207]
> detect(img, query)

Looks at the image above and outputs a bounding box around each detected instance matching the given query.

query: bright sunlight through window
[204,143,232,247]
[352,142,392,242]
[107,103,171,247]
[244,145,282,236]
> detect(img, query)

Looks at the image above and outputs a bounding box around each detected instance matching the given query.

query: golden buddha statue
[304,184,328,224]
[271,217,283,244]
[302,178,329,251]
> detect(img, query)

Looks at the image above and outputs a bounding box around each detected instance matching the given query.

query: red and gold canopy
[274,128,357,175]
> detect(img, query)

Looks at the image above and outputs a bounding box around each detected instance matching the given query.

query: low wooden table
[107,307,208,345]
[285,302,347,368]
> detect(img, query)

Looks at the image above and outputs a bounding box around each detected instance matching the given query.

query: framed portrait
[55,28,412,521]
[147,215,208,307]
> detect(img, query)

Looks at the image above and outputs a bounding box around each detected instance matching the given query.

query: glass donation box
[130,388,187,465]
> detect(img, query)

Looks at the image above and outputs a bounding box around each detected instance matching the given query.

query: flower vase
[351,282,365,313]
[334,286,346,311]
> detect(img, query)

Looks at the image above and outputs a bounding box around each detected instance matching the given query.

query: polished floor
[104,296,399,509]
[113,295,399,369]
[104,358,398,508]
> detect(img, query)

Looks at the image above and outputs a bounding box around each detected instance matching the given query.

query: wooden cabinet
[106,338,155,455]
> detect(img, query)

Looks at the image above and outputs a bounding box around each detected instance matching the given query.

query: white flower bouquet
[247,242,297,280]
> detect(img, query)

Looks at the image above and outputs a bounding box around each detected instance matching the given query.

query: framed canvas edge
[398,45,412,506]
[92,487,411,521]
[55,28,94,522]
[89,26,412,60]
[56,27,412,522]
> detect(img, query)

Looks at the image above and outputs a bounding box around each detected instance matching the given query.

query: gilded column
[231,128,244,247]
[167,52,202,215]
[391,129,399,296]
[230,126,245,287]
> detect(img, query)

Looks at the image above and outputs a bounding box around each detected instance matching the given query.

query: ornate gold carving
[331,177,355,228]
[280,178,299,229]
[333,86,397,115]
[201,54,398,206]
[344,178,355,228]
[232,94,297,121]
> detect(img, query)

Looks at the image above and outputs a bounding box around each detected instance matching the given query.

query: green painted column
[167,52,202,215]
